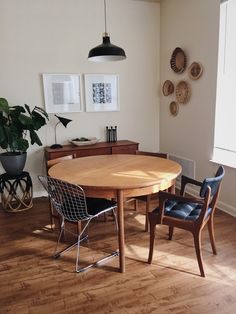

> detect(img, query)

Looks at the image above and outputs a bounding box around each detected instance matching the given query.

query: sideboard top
[45,140,139,153]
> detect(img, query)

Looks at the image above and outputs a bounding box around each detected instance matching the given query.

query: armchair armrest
[180,175,202,196]
[158,191,205,224]
[159,191,205,205]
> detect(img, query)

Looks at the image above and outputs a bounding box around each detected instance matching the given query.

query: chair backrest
[136,150,168,159]
[38,175,91,222]
[47,154,75,170]
[200,166,225,198]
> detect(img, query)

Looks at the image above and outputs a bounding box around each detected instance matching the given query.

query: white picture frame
[84,74,119,112]
[42,73,82,113]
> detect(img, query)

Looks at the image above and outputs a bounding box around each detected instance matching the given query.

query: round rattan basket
[170,47,187,73]
[188,62,203,80]
[175,81,191,104]
[169,101,179,116]
[162,80,174,96]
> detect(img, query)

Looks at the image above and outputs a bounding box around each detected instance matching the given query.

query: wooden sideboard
[45,140,139,162]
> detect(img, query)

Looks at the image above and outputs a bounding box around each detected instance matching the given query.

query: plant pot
[0,152,27,176]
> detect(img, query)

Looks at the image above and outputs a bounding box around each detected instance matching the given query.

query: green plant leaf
[29,129,42,146]
[11,137,29,152]
[18,114,33,128]
[34,106,49,119]
[0,99,49,152]
[0,124,5,142]
[11,106,25,115]
[32,111,46,130]
[0,98,10,114]
[24,104,31,115]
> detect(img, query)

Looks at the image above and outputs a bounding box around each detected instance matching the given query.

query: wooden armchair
[148,166,225,277]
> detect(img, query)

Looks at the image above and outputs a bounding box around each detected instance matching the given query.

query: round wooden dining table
[48,154,182,273]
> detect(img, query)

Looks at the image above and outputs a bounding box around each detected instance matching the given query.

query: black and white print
[84,74,119,112]
[92,83,112,104]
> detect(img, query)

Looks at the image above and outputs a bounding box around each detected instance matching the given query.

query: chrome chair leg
[54,219,65,257]
[75,219,91,272]
[54,219,89,259]
[75,214,119,273]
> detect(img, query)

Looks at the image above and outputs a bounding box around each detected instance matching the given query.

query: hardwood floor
[0,197,236,313]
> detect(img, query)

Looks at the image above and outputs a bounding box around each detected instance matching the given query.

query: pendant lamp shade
[88,0,126,62]
[88,34,126,62]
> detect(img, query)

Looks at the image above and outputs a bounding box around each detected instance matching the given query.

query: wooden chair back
[135,150,168,159]
[47,154,75,170]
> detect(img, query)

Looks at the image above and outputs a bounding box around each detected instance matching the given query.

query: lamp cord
[104,0,107,35]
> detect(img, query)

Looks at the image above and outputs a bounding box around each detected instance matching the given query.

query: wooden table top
[48,154,182,190]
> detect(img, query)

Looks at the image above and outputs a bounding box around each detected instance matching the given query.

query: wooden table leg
[170,183,175,194]
[117,189,125,273]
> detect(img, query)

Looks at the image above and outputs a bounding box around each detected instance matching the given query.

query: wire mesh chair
[38,175,119,273]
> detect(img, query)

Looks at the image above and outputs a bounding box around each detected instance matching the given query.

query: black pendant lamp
[88,0,126,62]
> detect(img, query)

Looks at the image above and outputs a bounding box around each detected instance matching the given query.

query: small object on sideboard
[106,126,117,142]
[113,126,117,142]
[70,137,99,146]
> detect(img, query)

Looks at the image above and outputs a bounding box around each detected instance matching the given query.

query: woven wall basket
[175,80,191,104]
[162,80,174,96]
[170,47,187,73]
[169,101,179,116]
[188,62,203,80]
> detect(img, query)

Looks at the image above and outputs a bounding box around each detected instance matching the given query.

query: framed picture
[84,74,119,112]
[42,74,82,113]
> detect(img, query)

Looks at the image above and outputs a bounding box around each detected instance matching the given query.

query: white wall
[160,0,236,216]
[0,0,160,195]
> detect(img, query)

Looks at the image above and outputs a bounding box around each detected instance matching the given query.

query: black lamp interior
[50,114,72,149]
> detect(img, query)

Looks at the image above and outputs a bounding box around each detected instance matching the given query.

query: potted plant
[0,97,49,176]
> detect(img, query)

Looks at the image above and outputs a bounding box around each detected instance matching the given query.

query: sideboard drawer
[112,144,138,155]
[76,147,111,157]
[46,150,77,159]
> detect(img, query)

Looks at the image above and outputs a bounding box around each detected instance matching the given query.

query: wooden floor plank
[0,197,236,313]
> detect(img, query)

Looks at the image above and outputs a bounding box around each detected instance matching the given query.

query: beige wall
[0,0,160,195]
[160,0,236,216]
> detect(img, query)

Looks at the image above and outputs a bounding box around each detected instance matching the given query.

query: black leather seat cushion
[154,200,212,221]
[86,197,117,215]
[61,195,116,221]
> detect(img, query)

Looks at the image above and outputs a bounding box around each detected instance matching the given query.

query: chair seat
[153,200,212,221]
[62,196,117,221]
[86,197,117,215]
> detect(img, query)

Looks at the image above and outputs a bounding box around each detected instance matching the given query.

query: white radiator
[169,154,196,182]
